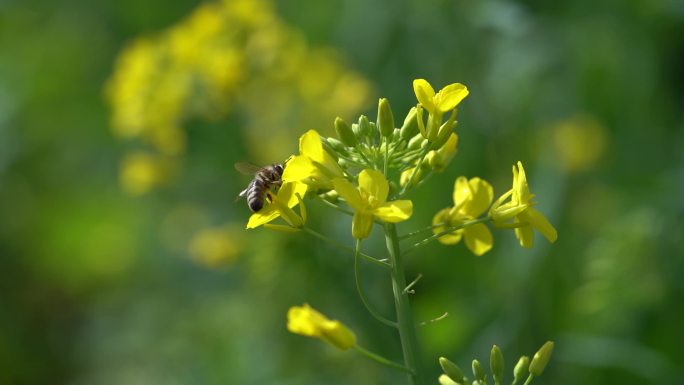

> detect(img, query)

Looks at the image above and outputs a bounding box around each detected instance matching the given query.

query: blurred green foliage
[1,0,683,384]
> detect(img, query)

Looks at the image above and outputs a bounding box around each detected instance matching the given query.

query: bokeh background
[1,0,683,384]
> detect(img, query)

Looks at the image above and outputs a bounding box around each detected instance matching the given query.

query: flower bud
[392,128,401,142]
[407,133,424,150]
[472,359,485,381]
[351,123,361,138]
[377,98,395,137]
[368,121,378,139]
[529,341,554,376]
[432,119,456,149]
[358,115,371,138]
[325,137,347,154]
[400,107,419,139]
[320,189,339,203]
[513,356,529,383]
[334,117,357,147]
[439,357,465,383]
[490,345,504,383]
[438,374,459,385]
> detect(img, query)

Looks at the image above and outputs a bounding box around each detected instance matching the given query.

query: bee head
[274,163,284,176]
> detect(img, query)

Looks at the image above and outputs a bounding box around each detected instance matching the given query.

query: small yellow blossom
[433,177,494,256]
[489,161,558,248]
[287,304,356,350]
[413,79,469,115]
[333,169,413,239]
[246,181,307,229]
[282,130,345,191]
[119,151,172,196]
[188,226,243,267]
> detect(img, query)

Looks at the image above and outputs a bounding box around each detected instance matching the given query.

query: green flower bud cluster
[323,93,461,197]
[438,342,554,385]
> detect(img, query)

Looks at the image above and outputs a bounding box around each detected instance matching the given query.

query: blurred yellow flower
[282,130,345,191]
[551,115,607,173]
[333,169,413,239]
[106,0,371,193]
[246,181,307,229]
[287,304,356,350]
[489,161,557,248]
[189,226,243,267]
[433,177,494,256]
[119,152,172,196]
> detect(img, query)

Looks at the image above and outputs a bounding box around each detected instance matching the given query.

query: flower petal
[278,181,308,208]
[333,177,364,211]
[435,83,469,113]
[282,155,315,183]
[358,169,389,203]
[246,205,280,229]
[413,79,436,113]
[513,161,531,204]
[299,130,325,161]
[452,176,471,207]
[464,223,493,256]
[373,200,413,223]
[462,177,493,217]
[521,207,558,243]
[514,222,535,248]
[352,211,374,239]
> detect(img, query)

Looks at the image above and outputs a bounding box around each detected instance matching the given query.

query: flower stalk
[385,223,424,385]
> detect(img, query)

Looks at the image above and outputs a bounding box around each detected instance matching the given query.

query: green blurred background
[1,0,683,384]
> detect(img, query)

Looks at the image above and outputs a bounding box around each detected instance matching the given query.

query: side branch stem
[354,345,414,374]
[354,240,398,328]
[404,216,490,254]
[303,227,390,268]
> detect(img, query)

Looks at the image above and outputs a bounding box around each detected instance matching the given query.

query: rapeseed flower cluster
[245,80,557,250]
[234,79,558,379]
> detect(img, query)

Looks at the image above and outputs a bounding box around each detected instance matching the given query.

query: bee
[235,162,285,212]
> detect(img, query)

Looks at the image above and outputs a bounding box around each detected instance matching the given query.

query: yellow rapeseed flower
[489,161,558,248]
[246,181,307,230]
[413,79,469,115]
[333,169,413,239]
[433,177,494,256]
[287,304,356,350]
[282,130,344,191]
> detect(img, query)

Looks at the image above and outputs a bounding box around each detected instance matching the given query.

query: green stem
[354,240,398,328]
[399,222,448,240]
[302,227,390,268]
[383,136,389,176]
[316,195,354,216]
[385,223,424,385]
[404,216,491,254]
[354,345,414,374]
[522,374,535,385]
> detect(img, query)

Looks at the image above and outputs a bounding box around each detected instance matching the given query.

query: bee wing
[235,187,249,202]
[234,162,262,175]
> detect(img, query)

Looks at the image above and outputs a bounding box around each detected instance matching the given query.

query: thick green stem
[384,223,424,385]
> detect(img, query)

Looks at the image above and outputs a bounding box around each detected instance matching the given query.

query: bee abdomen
[247,180,267,212]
